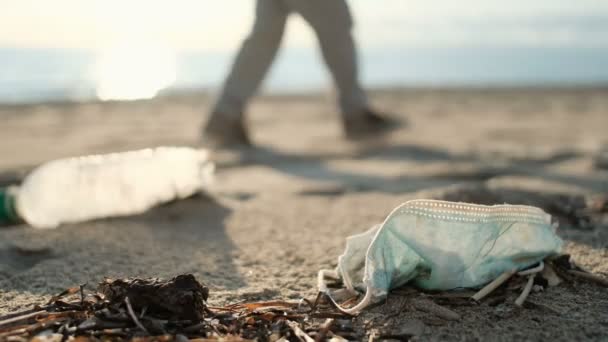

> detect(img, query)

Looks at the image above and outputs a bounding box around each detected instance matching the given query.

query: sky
[1,0,607,102]
[2,0,608,51]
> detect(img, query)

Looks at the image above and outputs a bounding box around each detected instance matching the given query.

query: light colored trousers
[213,0,368,118]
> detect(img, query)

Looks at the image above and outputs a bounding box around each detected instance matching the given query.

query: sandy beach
[1,87,607,340]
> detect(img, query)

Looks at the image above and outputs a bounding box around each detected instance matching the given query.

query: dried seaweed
[0,274,355,342]
[99,274,209,321]
[2,253,606,341]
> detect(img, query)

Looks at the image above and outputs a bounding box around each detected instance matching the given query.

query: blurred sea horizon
[2,45,608,104]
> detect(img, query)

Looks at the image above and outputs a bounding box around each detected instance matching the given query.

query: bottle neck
[0,187,20,225]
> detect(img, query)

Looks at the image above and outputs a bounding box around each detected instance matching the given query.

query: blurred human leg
[290,0,367,116]
[204,0,288,146]
[292,0,399,138]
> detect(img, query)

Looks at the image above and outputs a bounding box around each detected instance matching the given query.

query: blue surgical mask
[319,200,563,314]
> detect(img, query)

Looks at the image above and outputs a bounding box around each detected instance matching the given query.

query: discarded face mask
[318,200,563,314]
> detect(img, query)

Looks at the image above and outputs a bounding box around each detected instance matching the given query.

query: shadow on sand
[0,194,246,296]
[216,143,605,195]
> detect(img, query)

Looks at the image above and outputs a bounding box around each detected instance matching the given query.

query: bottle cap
[0,187,20,225]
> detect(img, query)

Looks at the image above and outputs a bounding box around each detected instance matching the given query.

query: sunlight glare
[95,41,177,101]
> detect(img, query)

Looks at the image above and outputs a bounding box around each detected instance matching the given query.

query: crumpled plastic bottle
[0,147,214,229]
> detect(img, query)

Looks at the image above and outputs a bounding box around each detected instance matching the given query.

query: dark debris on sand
[1,257,607,342]
[1,190,607,341]
[0,274,359,341]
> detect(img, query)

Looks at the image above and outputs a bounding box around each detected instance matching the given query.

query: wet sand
[1,87,607,340]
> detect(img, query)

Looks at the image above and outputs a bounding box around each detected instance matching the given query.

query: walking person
[203,0,398,147]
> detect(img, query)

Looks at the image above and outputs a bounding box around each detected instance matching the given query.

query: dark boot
[343,109,401,140]
[202,112,252,148]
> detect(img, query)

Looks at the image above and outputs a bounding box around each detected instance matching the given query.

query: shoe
[343,109,401,140]
[202,112,252,148]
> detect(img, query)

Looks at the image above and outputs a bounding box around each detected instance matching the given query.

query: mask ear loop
[317,269,374,315]
[319,219,395,314]
[337,256,355,291]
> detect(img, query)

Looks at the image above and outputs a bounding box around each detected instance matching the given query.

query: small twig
[46,286,81,306]
[124,297,149,335]
[0,315,73,339]
[207,306,238,313]
[472,269,517,301]
[222,299,249,309]
[79,283,87,306]
[287,320,315,342]
[209,322,223,337]
[310,292,323,314]
[91,328,129,337]
[139,306,148,319]
[368,330,376,342]
[298,297,315,312]
[567,270,608,287]
[0,310,48,328]
[0,307,45,324]
[314,318,335,342]
[0,326,28,339]
[515,274,535,306]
